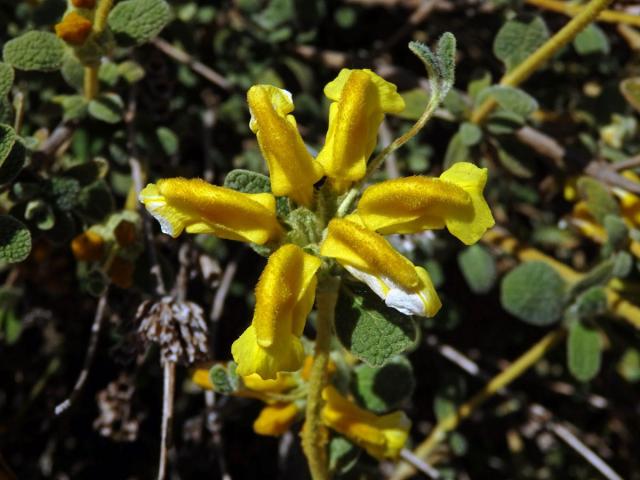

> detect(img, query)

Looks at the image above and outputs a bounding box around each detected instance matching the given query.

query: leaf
[0,215,31,264]
[61,56,85,91]
[493,15,549,71]
[55,94,88,122]
[436,32,456,95]
[573,24,610,56]
[118,60,145,84]
[576,177,618,223]
[25,200,55,230]
[353,356,415,413]
[77,180,114,223]
[329,436,360,476]
[486,110,526,135]
[457,244,497,294]
[224,169,271,193]
[477,86,538,117]
[156,127,179,155]
[0,139,26,185]
[570,286,607,321]
[617,348,640,383]
[88,93,124,124]
[443,131,470,169]
[335,286,418,367]
[0,123,16,165]
[2,31,65,72]
[0,62,14,97]
[210,362,240,394]
[459,122,482,147]
[500,261,567,326]
[108,0,172,46]
[398,89,429,120]
[568,320,601,382]
[620,77,640,113]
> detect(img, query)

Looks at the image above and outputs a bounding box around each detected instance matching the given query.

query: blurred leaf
[0,215,31,264]
[61,56,85,91]
[577,177,618,223]
[468,71,492,100]
[88,93,124,124]
[620,77,640,113]
[459,122,482,147]
[443,131,470,168]
[0,123,17,165]
[335,286,418,367]
[48,176,81,211]
[477,86,538,117]
[54,94,88,122]
[573,24,609,56]
[156,127,179,155]
[398,89,429,120]
[617,348,640,383]
[117,60,145,84]
[0,140,26,185]
[108,0,172,46]
[2,31,65,71]
[98,62,120,87]
[568,320,601,382]
[457,244,497,294]
[210,362,240,394]
[25,200,55,230]
[0,62,14,97]
[77,180,114,223]
[571,286,607,320]
[493,15,549,71]
[353,356,415,413]
[501,261,567,326]
[329,436,360,476]
[486,110,525,135]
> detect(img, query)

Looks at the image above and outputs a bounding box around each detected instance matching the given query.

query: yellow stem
[392,328,566,480]
[471,0,615,124]
[83,66,99,100]
[526,0,640,27]
[93,0,113,34]
[301,276,340,480]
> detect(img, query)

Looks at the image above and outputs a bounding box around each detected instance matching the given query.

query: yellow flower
[321,386,410,459]
[316,69,405,191]
[55,11,93,45]
[353,162,494,245]
[320,218,441,317]
[139,178,282,244]
[247,85,324,206]
[232,244,322,379]
[253,402,300,436]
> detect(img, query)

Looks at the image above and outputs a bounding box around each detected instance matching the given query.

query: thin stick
[611,155,640,172]
[399,449,440,479]
[471,0,615,124]
[152,38,232,91]
[54,293,108,415]
[158,361,176,480]
[526,0,640,27]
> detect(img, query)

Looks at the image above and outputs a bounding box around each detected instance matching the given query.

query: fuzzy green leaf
[0,62,14,97]
[210,362,240,394]
[224,169,271,193]
[573,24,609,56]
[335,286,418,367]
[457,244,497,294]
[458,122,482,147]
[353,356,415,413]
[88,93,124,124]
[3,31,65,72]
[108,0,172,46]
[568,321,601,382]
[0,139,26,185]
[477,86,538,117]
[493,16,549,71]
[0,215,31,264]
[577,177,618,224]
[620,77,640,113]
[501,261,567,326]
[0,123,16,165]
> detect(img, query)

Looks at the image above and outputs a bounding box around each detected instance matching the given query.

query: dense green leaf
[493,16,549,71]
[620,77,640,113]
[573,24,609,56]
[2,31,65,71]
[458,122,482,147]
[0,215,31,264]
[477,86,538,117]
[0,62,14,97]
[568,320,601,382]
[353,356,414,413]
[0,139,26,185]
[0,123,16,165]
[335,286,418,366]
[457,244,497,294]
[88,93,125,124]
[108,0,172,46]
[501,261,567,326]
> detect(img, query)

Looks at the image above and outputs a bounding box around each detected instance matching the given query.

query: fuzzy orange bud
[107,256,134,289]
[71,231,105,262]
[54,12,92,45]
[114,220,137,247]
[71,0,96,7]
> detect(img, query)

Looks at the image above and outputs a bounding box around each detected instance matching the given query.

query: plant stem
[393,328,565,480]
[93,0,113,34]
[158,361,176,480]
[526,0,640,27]
[302,276,340,480]
[470,0,615,124]
[84,66,99,100]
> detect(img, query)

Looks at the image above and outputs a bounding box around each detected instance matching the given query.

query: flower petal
[247,85,323,206]
[139,178,282,244]
[317,69,404,190]
[253,402,300,436]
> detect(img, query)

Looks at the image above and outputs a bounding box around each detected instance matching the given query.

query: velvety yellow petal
[253,402,300,436]
[355,162,494,245]
[191,368,213,390]
[321,386,410,459]
[241,373,297,393]
[139,178,282,244]
[320,218,419,290]
[231,324,305,380]
[247,85,324,206]
[231,244,321,379]
[317,69,404,189]
[439,162,495,245]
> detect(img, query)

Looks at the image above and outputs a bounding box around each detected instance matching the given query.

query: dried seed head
[136,297,209,365]
[93,374,139,442]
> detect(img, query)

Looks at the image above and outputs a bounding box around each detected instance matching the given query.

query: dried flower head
[137,297,208,365]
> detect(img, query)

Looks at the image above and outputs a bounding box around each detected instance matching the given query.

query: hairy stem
[302,276,340,480]
[93,0,113,34]
[83,66,99,100]
[471,0,615,124]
